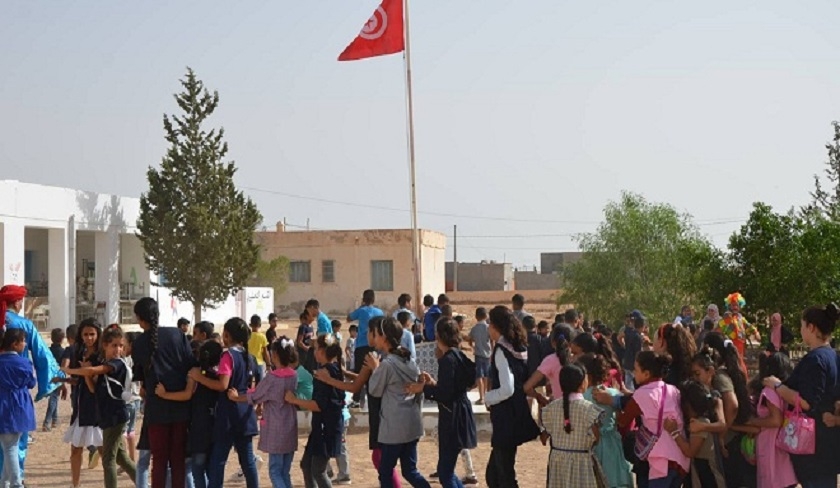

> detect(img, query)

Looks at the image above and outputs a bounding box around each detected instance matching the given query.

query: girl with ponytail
[130,297,194,488]
[484,306,540,488]
[366,317,428,488]
[578,353,633,487]
[617,351,688,487]
[525,326,571,406]
[542,362,608,487]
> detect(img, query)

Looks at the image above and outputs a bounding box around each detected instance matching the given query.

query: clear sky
[3,1,840,267]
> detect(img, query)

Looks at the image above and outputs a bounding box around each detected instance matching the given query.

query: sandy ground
[24,396,549,487]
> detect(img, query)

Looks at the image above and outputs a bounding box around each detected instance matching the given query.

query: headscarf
[704,304,720,322]
[770,313,782,352]
[0,285,27,328]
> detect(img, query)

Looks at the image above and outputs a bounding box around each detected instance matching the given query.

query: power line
[245,185,746,226]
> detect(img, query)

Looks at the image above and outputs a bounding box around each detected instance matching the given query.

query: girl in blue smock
[0,328,36,488]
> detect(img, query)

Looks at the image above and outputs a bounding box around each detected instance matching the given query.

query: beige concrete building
[255,223,446,314]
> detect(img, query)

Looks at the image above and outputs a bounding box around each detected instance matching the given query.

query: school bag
[103,357,136,403]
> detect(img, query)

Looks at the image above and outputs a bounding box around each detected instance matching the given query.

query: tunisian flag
[338,0,404,61]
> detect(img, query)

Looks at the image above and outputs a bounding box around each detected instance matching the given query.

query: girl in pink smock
[617,351,689,488]
[746,353,797,488]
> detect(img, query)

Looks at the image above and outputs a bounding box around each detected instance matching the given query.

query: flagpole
[403,0,423,317]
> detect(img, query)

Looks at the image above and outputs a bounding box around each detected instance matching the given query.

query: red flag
[338,0,404,61]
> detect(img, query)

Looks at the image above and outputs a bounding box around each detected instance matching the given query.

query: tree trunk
[193,301,202,323]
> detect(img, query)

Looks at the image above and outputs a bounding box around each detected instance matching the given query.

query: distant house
[255,223,446,313]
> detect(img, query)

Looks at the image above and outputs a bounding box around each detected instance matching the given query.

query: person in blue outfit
[347,289,384,403]
[305,299,334,337]
[423,295,447,342]
[0,328,37,488]
[0,284,63,482]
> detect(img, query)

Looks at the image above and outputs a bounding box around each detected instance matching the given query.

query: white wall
[23,228,48,283]
[120,234,149,296]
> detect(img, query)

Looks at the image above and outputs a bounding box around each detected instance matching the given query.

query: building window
[371,260,394,291]
[289,261,311,283]
[322,260,335,283]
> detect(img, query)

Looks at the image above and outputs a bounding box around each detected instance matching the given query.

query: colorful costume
[0,285,63,480]
[715,293,758,366]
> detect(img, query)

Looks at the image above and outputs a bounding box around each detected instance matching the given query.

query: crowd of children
[7,288,840,488]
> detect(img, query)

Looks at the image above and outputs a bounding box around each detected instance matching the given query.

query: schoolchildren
[60,318,103,488]
[314,317,397,487]
[578,353,632,487]
[228,337,299,488]
[285,333,345,488]
[345,325,357,372]
[43,327,65,432]
[367,317,429,488]
[123,331,142,461]
[0,329,36,488]
[407,316,477,488]
[63,326,137,488]
[157,339,224,488]
[484,306,540,488]
[746,353,797,488]
[544,363,608,488]
[664,380,726,488]
[617,351,689,488]
[190,317,259,488]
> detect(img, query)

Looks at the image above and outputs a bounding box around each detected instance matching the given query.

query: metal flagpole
[403,0,423,317]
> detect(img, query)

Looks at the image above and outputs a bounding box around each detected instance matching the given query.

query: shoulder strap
[104,358,134,402]
[655,383,667,436]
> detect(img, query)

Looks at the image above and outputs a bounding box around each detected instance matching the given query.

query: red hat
[0,285,27,328]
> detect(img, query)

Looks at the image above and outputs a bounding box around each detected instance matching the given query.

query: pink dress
[755,387,797,488]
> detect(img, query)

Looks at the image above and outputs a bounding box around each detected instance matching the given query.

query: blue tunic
[0,352,37,434]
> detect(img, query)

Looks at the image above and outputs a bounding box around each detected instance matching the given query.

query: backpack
[103,357,135,403]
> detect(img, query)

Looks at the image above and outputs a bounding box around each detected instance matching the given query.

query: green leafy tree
[560,192,720,324]
[138,68,262,322]
[245,256,290,296]
[728,202,840,330]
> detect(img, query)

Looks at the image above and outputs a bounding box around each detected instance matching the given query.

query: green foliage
[246,255,290,296]
[728,203,840,329]
[137,68,262,321]
[560,192,720,325]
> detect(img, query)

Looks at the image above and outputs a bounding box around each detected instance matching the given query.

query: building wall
[445,262,513,292]
[256,227,446,314]
[23,228,48,283]
[540,252,583,274]
[0,180,143,327]
[514,270,560,290]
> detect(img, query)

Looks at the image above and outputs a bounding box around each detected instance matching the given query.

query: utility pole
[453,224,458,292]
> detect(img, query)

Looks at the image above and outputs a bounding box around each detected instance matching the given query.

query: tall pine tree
[138,68,262,321]
[811,120,840,219]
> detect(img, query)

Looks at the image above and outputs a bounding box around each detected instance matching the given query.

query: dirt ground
[24,394,549,487]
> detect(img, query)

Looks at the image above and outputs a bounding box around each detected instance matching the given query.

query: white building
[0,180,150,328]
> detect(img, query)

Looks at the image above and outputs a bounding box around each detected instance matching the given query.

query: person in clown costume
[715,292,760,366]
[0,284,65,485]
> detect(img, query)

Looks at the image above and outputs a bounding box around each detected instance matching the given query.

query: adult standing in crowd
[763,304,840,488]
[0,284,64,483]
[131,297,195,488]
